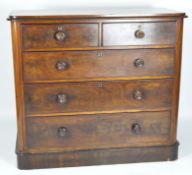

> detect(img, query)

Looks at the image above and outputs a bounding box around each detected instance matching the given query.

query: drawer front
[103,22,176,46]
[25,79,173,116]
[26,111,171,151]
[22,24,99,49]
[23,49,175,82]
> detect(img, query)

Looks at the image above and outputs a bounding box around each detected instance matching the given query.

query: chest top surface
[8,7,186,20]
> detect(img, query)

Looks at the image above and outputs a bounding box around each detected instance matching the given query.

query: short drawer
[26,111,171,151]
[23,49,175,82]
[103,22,176,46]
[25,79,173,116]
[22,24,99,49]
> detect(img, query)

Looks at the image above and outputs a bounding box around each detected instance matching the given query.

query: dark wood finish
[9,8,186,169]
[23,49,175,82]
[17,142,179,169]
[25,79,173,116]
[26,111,171,151]
[22,24,99,49]
[171,17,184,143]
[103,22,176,46]
[11,21,27,152]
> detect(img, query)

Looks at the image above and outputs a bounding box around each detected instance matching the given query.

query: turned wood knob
[133,90,143,100]
[55,31,66,41]
[134,58,144,68]
[135,30,145,39]
[56,61,69,71]
[56,94,68,104]
[132,123,142,134]
[57,127,69,137]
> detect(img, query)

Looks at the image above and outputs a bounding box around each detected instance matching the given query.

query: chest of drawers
[9,8,186,169]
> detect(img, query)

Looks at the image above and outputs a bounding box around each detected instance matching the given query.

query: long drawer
[103,22,176,46]
[23,49,175,82]
[24,79,173,116]
[26,111,171,151]
[22,24,99,50]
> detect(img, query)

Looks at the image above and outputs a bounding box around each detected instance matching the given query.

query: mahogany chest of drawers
[9,8,186,169]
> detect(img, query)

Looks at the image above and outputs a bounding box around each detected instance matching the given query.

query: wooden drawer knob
[135,30,145,39]
[56,94,68,104]
[56,61,69,71]
[55,31,66,41]
[57,127,69,137]
[134,59,144,68]
[131,123,142,134]
[133,90,143,100]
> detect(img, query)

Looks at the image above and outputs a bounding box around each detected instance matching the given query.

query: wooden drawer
[22,24,99,49]
[23,49,175,82]
[25,79,173,116]
[26,111,171,151]
[103,22,176,46]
